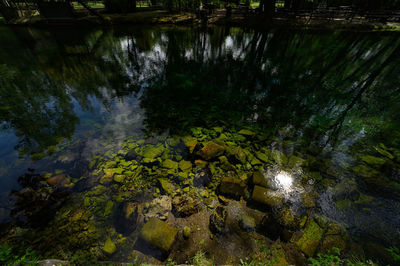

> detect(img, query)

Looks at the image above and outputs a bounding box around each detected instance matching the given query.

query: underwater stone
[288,155,306,168]
[218,156,235,171]
[219,177,246,197]
[179,160,192,172]
[294,218,324,257]
[255,151,269,163]
[140,217,178,252]
[271,150,288,166]
[113,174,125,183]
[103,236,117,255]
[143,196,172,221]
[209,206,227,235]
[158,178,173,195]
[162,159,179,170]
[238,129,256,137]
[100,174,113,184]
[250,156,263,166]
[142,145,164,159]
[197,141,225,161]
[360,155,386,167]
[47,174,68,187]
[104,200,114,216]
[239,215,256,232]
[232,147,247,164]
[181,136,198,153]
[253,171,269,187]
[252,186,283,207]
[194,160,208,168]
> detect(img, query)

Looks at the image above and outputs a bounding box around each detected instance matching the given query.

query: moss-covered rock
[103,236,117,255]
[197,141,225,160]
[179,160,192,172]
[182,136,198,153]
[294,218,324,257]
[253,171,269,187]
[252,186,283,207]
[113,174,125,183]
[140,217,178,252]
[183,226,191,239]
[360,155,386,167]
[142,145,164,159]
[162,159,178,170]
[288,155,306,168]
[104,200,114,216]
[239,215,256,232]
[219,177,246,197]
[255,151,269,163]
[158,178,172,195]
[271,150,288,166]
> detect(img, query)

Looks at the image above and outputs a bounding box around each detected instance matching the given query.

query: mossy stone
[288,155,306,168]
[239,215,256,232]
[142,145,164,159]
[113,174,125,183]
[181,136,198,153]
[197,141,225,161]
[140,218,178,252]
[253,171,269,187]
[183,226,191,239]
[360,155,386,167]
[295,218,324,257]
[158,178,172,195]
[238,129,256,136]
[179,160,192,172]
[219,177,246,197]
[255,151,269,163]
[162,159,178,170]
[252,186,283,207]
[271,150,288,166]
[195,160,208,168]
[104,200,114,216]
[103,236,117,255]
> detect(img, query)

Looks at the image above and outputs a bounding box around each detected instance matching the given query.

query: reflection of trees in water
[0,27,400,157]
[139,28,400,149]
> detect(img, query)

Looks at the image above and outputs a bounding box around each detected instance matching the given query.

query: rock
[142,145,164,159]
[103,236,117,254]
[162,159,178,170]
[140,217,178,252]
[100,174,113,185]
[271,150,288,166]
[255,151,269,163]
[252,186,283,207]
[239,215,256,232]
[172,194,202,217]
[219,177,246,197]
[300,191,316,208]
[124,149,142,161]
[183,226,191,239]
[232,147,247,164]
[361,155,386,167]
[209,206,227,235]
[46,174,68,187]
[158,178,173,195]
[271,244,289,266]
[197,141,225,160]
[294,218,324,257]
[276,208,301,229]
[253,171,269,187]
[194,160,208,168]
[143,196,172,221]
[104,200,114,216]
[182,136,198,153]
[179,160,192,172]
[320,235,347,253]
[113,174,125,183]
[193,168,211,188]
[250,156,263,166]
[238,129,256,137]
[218,156,235,171]
[287,155,306,168]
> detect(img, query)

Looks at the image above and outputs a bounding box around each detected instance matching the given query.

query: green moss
[360,155,386,167]
[158,178,172,195]
[295,218,324,257]
[103,237,116,255]
[113,174,125,183]
[140,218,178,252]
[142,145,164,159]
[162,159,179,170]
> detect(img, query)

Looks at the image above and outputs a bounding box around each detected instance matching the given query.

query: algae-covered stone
[162,159,178,170]
[252,185,283,207]
[158,178,172,195]
[271,150,288,166]
[179,160,192,172]
[104,200,114,216]
[288,155,306,168]
[182,136,198,153]
[360,155,386,167]
[232,147,247,164]
[255,151,269,163]
[140,217,178,252]
[100,174,113,184]
[198,141,225,160]
[238,129,256,137]
[239,215,256,232]
[218,156,235,171]
[142,145,164,159]
[113,174,125,183]
[143,196,172,221]
[195,160,208,168]
[253,171,269,187]
[219,177,246,197]
[295,218,324,257]
[103,236,117,254]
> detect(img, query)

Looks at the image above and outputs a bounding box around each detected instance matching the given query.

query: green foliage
[386,246,400,264]
[309,247,342,266]
[0,243,39,266]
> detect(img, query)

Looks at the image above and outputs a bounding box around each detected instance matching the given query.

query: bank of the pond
[6,10,400,32]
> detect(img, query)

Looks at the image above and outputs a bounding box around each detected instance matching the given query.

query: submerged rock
[172,193,202,217]
[125,149,142,161]
[360,155,386,168]
[252,185,283,207]
[162,159,179,170]
[183,226,191,239]
[140,217,178,252]
[103,236,117,255]
[253,171,269,187]
[197,141,225,160]
[238,129,256,137]
[182,136,198,154]
[271,150,288,167]
[179,160,192,172]
[158,178,173,195]
[219,177,246,197]
[46,174,69,187]
[142,145,164,160]
[209,206,227,235]
[115,202,139,234]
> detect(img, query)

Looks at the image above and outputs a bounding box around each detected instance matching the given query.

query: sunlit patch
[274,171,293,193]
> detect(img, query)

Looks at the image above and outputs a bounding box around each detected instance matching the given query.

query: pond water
[0,26,400,264]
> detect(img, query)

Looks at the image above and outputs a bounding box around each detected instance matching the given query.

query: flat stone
[219,177,246,197]
[252,185,283,207]
[197,141,225,161]
[140,217,178,252]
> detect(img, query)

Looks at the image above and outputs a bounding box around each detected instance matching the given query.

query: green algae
[294,218,324,257]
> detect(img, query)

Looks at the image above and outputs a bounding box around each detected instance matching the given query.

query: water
[0,26,400,264]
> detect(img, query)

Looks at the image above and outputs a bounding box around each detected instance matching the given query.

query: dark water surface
[0,26,400,264]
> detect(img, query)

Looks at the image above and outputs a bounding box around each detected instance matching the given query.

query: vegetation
[0,243,39,266]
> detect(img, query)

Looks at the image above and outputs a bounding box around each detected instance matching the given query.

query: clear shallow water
[0,26,400,263]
